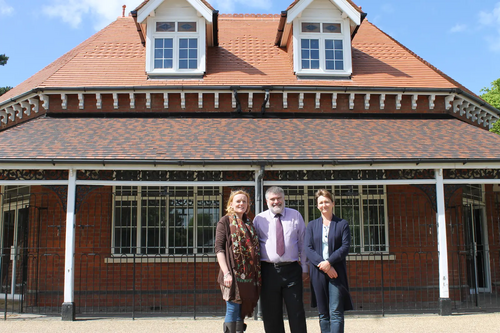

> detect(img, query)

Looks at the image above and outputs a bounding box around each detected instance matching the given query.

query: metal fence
[1,184,499,319]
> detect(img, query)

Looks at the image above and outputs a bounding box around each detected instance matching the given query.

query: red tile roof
[0,14,463,103]
[1,117,499,162]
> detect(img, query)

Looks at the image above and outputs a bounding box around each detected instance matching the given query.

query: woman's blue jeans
[319,279,345,333]
[225,301,242,322]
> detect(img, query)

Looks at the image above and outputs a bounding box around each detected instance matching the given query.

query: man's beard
[269,203,284,215]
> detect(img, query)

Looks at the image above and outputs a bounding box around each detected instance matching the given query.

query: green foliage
[490,117,500,135]
[0,54,11,95]
[481,79,500,134]
[481,78,500,110]
[0,86,12,96]
[0,54,8,66]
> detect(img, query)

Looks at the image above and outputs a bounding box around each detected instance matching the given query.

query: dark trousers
[261,261,307,333]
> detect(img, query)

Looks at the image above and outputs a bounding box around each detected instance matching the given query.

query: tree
[481,79,500,135]
[0,54,8,66]
[0,54,12,96]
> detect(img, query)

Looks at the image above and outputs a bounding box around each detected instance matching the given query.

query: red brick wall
[20,184,499,310]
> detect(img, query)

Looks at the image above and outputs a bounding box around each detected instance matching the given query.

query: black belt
[264,261,296,268]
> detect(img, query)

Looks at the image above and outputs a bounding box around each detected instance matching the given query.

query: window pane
[178,38,197,70]
[141,198,166,255]
[164,59,173,68]
[154,38,173,69]
[301,39,319,70]
[154,49,163,58]
[323,23,342,33]
[168,197,194,254]
[363,198,385,252]
[334,40,343,50]
[196,198,220,254]
[156,22,175,32]
[302,22,320,33]
[178,22,197,32]
[114,198,137,254]
[325,39,344,70]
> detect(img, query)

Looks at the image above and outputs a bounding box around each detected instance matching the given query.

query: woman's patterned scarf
[229,214,261,318]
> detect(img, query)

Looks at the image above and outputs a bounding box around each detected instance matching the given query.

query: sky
[0,0,499,95]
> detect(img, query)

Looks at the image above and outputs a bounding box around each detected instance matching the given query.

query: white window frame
[283,185,388,253]
[293,18,353,77]
[146,17,206,76]
[111,186,222,256]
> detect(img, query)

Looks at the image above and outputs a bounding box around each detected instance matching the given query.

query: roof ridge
[364,20,480,99]
[219,13,282,19]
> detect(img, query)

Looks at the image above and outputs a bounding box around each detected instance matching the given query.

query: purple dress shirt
[253,207,308,273]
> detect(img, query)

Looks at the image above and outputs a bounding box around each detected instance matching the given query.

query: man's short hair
[265,186,285,200]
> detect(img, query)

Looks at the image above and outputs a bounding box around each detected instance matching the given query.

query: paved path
[2,313,499,333]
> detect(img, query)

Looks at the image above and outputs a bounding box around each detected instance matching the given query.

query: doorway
[463,204,490,294]
[1,186,30,298]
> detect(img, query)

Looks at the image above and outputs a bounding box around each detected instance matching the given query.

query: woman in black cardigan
[305,189,353,333]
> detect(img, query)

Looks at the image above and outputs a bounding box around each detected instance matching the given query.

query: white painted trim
[265,179,437,186]
[76,180,255,186]
[0,180,68,186]
[293,17,353,77]
[105,255,217,263]
[347,254,396,261]
[287,0,360,25]
[137,0,212,24]
[3,162,500,172]
[435,169,450,299]
[145,17,206,75]
[63,169,77,303]
[287,0,314,23]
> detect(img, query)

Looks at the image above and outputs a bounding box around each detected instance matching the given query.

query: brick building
[1,0,500,320]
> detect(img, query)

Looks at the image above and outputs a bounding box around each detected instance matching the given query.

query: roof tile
[1,117,499,162]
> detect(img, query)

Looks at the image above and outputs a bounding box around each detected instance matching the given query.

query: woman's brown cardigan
[215,215,238,300]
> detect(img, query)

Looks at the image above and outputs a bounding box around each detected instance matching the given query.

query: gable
[288,0,361,25]
[136,0,213,23]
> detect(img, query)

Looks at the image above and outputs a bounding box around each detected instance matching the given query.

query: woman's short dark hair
[314,189,334,203]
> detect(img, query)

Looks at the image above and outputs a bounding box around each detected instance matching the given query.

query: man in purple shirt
[253,186,308,333]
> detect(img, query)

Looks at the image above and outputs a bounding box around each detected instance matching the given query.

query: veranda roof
[1,117,500,164]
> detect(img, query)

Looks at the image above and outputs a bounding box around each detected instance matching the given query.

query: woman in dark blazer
[305,189,353,333]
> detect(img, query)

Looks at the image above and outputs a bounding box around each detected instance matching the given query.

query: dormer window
[146,18,206,77]
[293,19,353,78]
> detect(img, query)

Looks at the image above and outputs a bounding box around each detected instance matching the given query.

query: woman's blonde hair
[315,188,334,203]
[226,190,252,216]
